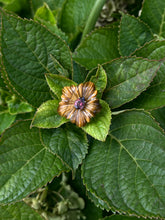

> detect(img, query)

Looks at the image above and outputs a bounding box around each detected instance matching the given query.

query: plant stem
[81,0,107,42]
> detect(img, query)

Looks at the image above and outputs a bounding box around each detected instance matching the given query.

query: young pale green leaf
[32,99,68,128]
[7,99,33,115]
[140,0,165,38]
[0,111,15,134]
[0,120,67,204]
[41,124,88,171]
[90,65,107,99]
[45,74,77,99]
[101,215,151,220]
[119,13,153,56]
[129,40,165,110]
[73,26,120,69]
[102,57,160,109]
[0,9,72,107]
[0,202,43,220]
[82,110,165,218]
[82,100,111,141]
[34,2,56,25]
[31,0,65,12]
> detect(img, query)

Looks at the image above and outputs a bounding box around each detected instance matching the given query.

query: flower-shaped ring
[58,82,101,127]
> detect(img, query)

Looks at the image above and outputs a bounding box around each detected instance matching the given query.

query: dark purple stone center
[74,97,86,110]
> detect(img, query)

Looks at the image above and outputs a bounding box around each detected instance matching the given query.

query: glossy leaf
[90,65,107,99]
[102,57,160,109]
[82,100,111,141]
[0,9,72,107]
[0,202,43,220]
[32,99,68,128]
[119,13,153,56]
[0,111,16,134]
[140,0,165,38]
[41,124,88,170]
[131,40,165,109]
[73,26,120,69]
[46,74,76,99]
[0,120,67,203]
[82,110,165,218]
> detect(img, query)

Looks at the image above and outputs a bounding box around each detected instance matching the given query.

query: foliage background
[0,0,165,219]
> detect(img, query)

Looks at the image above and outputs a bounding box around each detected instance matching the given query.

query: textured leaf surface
[140,0,165,38]
[90,65,107,99]
[46,74,76,99]
[34,4,68,43]
[0,120,67,204]
[119,13,153,56]
[102,215,151,220]
[82,110,165,218]
[102,57,160,109]
[0,111,15,134]
[82,100,111,141]
[41,124,88,170]
[151,107,165,131]
[0,202,43,220]
[0,9,72,107]
[73,26,120,69]
[32,99,68,128]
[131,40,165,109]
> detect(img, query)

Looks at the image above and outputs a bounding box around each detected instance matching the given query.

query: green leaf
[31,0,65,13]
[34,3,68,42]
[34,3,56,25]
[32,99,68,128]
[151,106,165,131]
[0,202,44,220]
[89,65,107,99]
[41,124,88,170]
[119,13,153,56]
[130,40,165,110]
[0,120,67,204]
[82,100,111,141]
[7,98,33,115]
[82,110,165,218]
[140,0,165,38]
[102,57,160,109]
[50,55,70,77]
[3,0,30,13]
[73,61,88,84]
[73,26,120,69]
[46,74,77,99]
[0,9,72,107]
[58,0,96,41]
[0,111,16,134]
[87,191,110,211]
[101,215,151,220]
